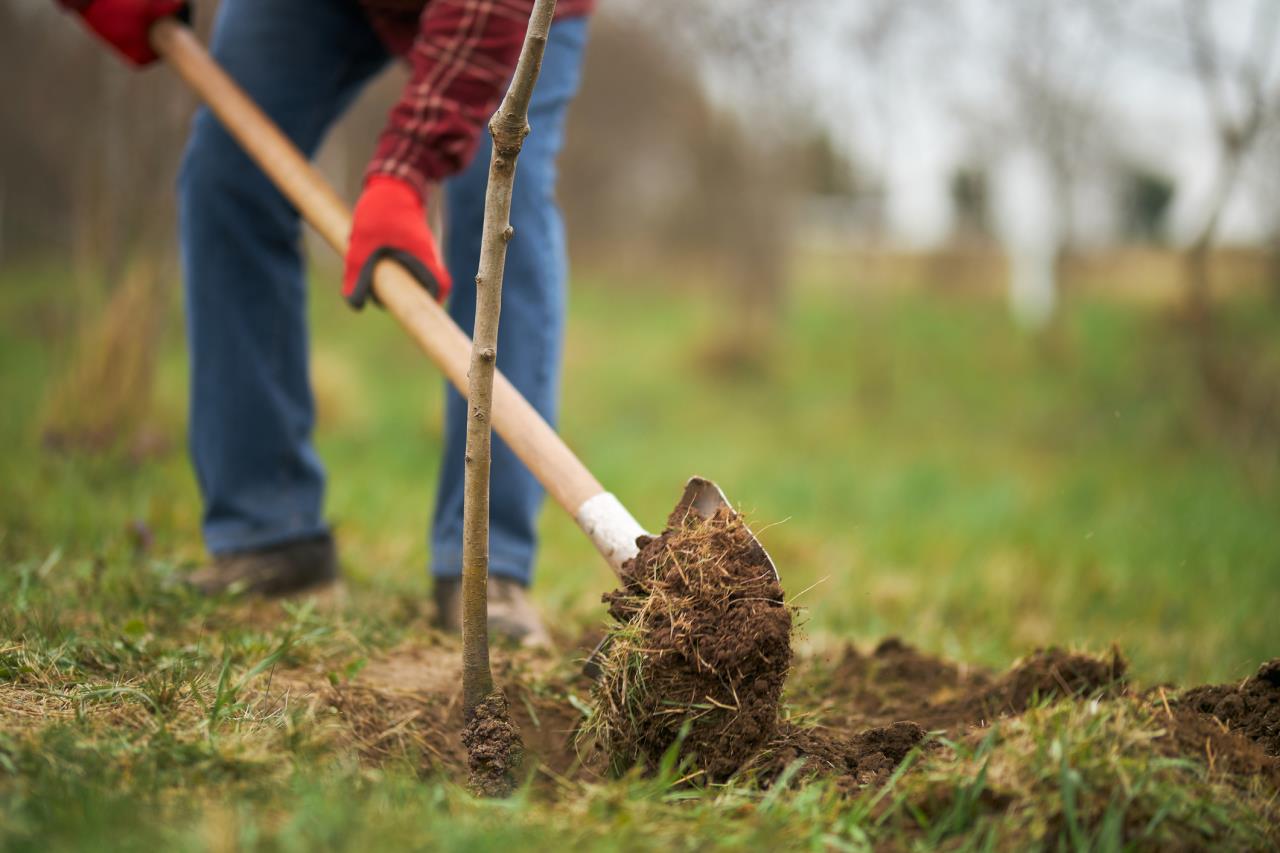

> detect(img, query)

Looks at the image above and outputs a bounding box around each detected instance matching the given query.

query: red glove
[343,176,452,310]
[61,0,189,68]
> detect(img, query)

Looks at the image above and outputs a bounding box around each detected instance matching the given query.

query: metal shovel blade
[671,476,780,583]
[582,476,779,679]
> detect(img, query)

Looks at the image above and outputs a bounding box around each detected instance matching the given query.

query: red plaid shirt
[360,0,593,198]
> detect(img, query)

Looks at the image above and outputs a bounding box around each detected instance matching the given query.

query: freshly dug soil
[739,640,1127,790]
[588,503,1142,788]
[461,691,524,797]
[261,631,1276,797]
[593,504,792,782]
[745,720,929,790]
[1156,707,1280,786]
[796,638,1127,736]
[1177,659,1280,757]
[921,645,1128,730]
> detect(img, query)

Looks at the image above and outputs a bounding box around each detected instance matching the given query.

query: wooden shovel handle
[149,19,606,526]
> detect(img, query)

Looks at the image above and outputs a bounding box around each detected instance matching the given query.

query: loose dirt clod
[591,504,792,783]
[461,691,525,797]
[1178,659,1280,757]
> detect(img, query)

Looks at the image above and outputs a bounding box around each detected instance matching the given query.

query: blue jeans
[178,0,586,586]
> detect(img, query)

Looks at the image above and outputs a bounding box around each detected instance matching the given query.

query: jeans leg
[178,0,389,554]
[431,16,590,585]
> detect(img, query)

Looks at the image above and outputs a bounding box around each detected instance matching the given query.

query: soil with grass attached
[461,691,524,797]
[594,504,792,782]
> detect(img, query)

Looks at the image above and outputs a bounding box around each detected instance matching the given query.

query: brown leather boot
[433,575,552,648]
[187,533,338,597]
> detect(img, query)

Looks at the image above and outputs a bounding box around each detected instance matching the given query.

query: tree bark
[461,0,559,719]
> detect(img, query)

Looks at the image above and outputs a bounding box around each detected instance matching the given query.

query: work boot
[433,575,552,649]
[187,532,339,597]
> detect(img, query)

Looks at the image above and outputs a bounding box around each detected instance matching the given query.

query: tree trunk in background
[1269,230,1280,310]
[1178,149,1242,333]
[1183,237,1214,330]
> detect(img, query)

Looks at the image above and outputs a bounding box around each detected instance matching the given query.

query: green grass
[1,258,1278,849]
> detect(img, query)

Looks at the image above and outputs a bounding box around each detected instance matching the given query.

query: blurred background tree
[949,166,993,246]
[3,0,1279,444]
[1178,0,1279,326]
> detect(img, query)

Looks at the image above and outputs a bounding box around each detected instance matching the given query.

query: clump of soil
[461,691,525,797]
[592,504,792,783]
[1177,659,1280,757]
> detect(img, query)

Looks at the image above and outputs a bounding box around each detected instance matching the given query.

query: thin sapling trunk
[459,0,558,797]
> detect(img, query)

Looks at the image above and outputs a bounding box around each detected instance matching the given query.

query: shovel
[148,19,777,602]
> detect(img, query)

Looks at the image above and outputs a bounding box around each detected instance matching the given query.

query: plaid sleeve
[366,0,538,198]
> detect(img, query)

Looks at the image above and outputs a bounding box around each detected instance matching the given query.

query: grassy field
[2,260,1278,849]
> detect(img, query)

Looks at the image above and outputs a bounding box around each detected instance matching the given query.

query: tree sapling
[459,0,559,798]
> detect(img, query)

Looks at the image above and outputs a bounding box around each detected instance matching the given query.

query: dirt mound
[462,691,524,797]
[954,645,1129,723]
[1178,659,1280,757]
[745,720,929,790]
[795,638,994,732]
[799,638,1127,736]
[844,637,994,703]
[262,625,1268,800]
[592,504,792,783]
[1157,708,1280,785]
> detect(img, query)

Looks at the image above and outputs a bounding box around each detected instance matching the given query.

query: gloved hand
[343,176,452,310]
[61,0,190,67]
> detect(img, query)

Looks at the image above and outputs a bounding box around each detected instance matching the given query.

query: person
[58,0,594,646]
